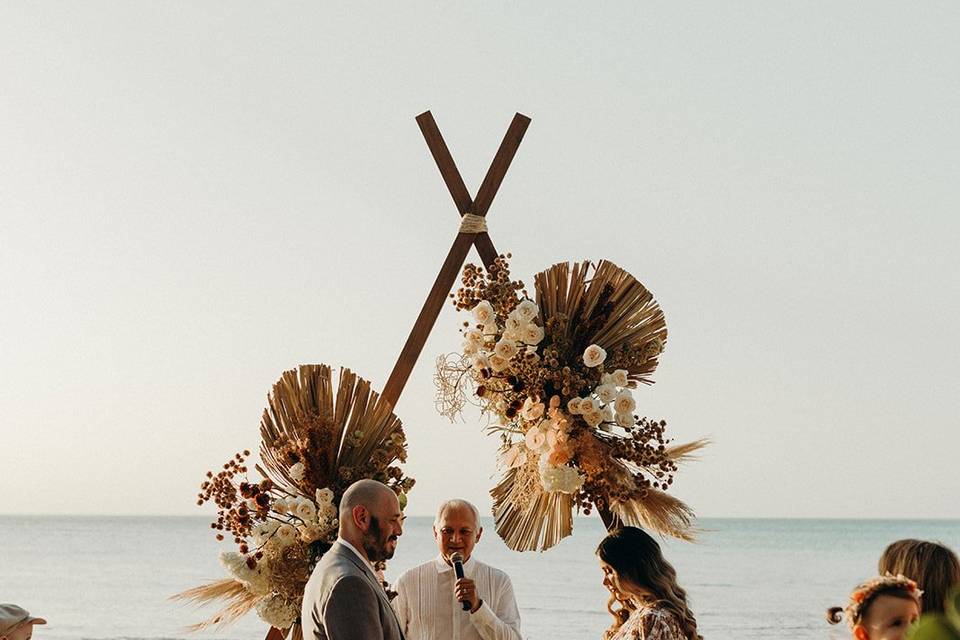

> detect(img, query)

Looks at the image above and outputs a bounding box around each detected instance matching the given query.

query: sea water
[2,516,958,639]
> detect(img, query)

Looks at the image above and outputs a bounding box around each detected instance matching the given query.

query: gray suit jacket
[301,541,404,640]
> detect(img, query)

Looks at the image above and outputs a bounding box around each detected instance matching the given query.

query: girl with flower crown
[826,574,921,640]
[596,527,701,640]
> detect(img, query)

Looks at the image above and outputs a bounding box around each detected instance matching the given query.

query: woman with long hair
[596,526,702,640]
[878,539,960,614]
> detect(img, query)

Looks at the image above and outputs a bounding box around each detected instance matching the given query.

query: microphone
[450,552,470,611]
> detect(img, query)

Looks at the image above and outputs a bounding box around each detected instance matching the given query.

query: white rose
[613,390,636,416]
[273,498,288,515]
[472,300,496,326]
[583,410,604,428]
[294,498,317,524]
[616,412,634,428]
[315,487,334,506]
[595,384,617,404]
[288,462,305,482]
[464,329,484,345]
[524,428,547,452]
[256,594,299,629]
[601,404,614,423]
[505,314,524,334]
[515,299,539,322]
[539,463,585,494]
[522,324,545,345]
[319,502,337,521]
[462,341,479,356]
[472,354,491,371]
[503,327,522,343]
[566,397,582,415]
[579,397,597,414]
[601,372,614,386]
[489,354,511,372]
[494,339,519,360]
[274,523,297,547]
[481,322,499,338]
[582,344,607,368]
[612,369,629,388]
[299,524,324,543]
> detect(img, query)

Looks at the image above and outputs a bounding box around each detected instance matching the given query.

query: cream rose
[595,384,617,404]
[294,498,317,524]
[315,487,334,506]
[274,523,297,547]
[489,354,510,372]
[472,354,491,371]
[612,369,629,387]
[566,397,583,415]
[522,324,545,345]
[494,339,519,360]
[616,412,634,428]
[472,300,496,325]
[582,344,607,368]
[578,397,598,414]
[613,390,636,416]
[583,410,604,428]
[515,299,539,322]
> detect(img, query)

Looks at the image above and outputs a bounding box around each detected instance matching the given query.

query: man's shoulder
[396,558,438,584]
[473,558,513,583]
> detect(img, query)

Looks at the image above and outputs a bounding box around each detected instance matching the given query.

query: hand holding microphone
[451,552,479,612]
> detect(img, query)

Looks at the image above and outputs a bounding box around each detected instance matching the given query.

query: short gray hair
[434,499,480,529]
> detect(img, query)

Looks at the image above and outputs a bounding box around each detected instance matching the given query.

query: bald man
[393,499,522,640]
[302,479,406,640]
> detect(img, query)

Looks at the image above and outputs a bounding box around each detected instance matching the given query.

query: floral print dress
[606,604,688,640]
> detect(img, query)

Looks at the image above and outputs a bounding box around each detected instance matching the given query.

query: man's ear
[352,504,368,529]
[476,527,483,542]
[853,624,869,640]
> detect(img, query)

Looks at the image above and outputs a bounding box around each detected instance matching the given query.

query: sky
[1,2,958,520]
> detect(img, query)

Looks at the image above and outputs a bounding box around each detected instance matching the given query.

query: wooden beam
[380,112,530,407]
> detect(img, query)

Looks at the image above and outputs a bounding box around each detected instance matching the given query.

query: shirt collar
[434,552,477,573]
[338,537,376,574]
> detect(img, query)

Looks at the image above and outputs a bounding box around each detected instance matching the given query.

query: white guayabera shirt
[392,554,523,640]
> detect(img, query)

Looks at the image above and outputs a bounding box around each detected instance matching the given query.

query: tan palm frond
[491,459,574,552]
[610,488,697,542]
[170,578,262,631]
[666,438,710,463]
[258,364,406,497]
[534,260,667,384]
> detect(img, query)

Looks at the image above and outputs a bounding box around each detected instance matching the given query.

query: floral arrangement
[175,364,414,634]
[436,256,705,551]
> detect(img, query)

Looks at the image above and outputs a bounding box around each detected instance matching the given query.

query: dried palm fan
[175,364,413,635]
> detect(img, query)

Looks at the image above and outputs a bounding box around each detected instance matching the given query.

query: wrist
[470,599,483,614]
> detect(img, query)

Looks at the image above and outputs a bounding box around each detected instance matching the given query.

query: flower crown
[843,574,922,628]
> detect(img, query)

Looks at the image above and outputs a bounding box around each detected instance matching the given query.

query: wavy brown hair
[597,526,702,640]
[879,539,960,614]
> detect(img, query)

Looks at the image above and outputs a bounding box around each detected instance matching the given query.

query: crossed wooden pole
[382,110,531,407]
[265,110,530,640]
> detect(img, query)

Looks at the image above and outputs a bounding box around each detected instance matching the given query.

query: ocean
[1,516,957,639]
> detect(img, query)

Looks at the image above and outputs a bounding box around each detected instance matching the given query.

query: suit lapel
[333,542,405,638]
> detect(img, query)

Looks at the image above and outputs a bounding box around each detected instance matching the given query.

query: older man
[302,479,405,640]
[393,499,522,640]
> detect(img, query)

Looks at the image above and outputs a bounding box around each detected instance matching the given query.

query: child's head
[879,539,960,614]
[827,575,921,640]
